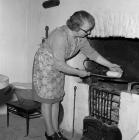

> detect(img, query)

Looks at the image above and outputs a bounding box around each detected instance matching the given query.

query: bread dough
[106,71,122,78]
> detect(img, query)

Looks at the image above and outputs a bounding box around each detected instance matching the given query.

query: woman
[32,10,122,140]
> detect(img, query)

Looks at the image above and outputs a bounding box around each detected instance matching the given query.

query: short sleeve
[79,38,100,61]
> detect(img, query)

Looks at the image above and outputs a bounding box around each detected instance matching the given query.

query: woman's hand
[109,64,123,74]
[77,69,91,78]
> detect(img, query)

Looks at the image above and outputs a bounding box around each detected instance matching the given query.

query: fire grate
[89,84,120,125]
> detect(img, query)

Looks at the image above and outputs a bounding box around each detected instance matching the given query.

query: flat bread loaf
[106,71,122,78]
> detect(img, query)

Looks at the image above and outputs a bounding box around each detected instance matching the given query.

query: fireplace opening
[87,37,139,82]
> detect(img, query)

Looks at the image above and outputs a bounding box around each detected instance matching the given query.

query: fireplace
[81,37,139,140]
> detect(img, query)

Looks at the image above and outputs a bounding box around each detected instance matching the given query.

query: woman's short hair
[66,10,95,31]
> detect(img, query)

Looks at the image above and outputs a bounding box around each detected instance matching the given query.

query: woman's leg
[52,102,59,132]
[52,102,68,140]
[41,103,55,135]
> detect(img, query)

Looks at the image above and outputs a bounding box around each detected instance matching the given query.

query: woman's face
[77,20,94,38]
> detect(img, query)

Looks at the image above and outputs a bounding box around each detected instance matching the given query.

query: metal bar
[90,85,120,124]
[109,94,113,123]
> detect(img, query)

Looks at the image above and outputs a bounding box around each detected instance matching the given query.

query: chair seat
[7,99,41,113]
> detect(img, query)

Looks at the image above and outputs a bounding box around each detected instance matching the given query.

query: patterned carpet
[0,114,81,140]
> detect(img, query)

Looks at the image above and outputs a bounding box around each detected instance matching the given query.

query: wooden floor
[0,114,81,140]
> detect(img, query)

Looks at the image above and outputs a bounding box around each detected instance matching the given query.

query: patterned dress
[32,25,99,104]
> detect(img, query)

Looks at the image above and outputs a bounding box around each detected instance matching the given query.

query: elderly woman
[32,10,122,140]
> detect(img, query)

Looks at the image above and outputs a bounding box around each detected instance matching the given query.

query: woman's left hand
[109,64,123,74]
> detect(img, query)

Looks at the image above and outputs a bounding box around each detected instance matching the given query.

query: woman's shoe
[45,132,59,140]
[57,131,68,140]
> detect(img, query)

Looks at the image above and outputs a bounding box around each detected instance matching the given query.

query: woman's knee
[41,103,52,112]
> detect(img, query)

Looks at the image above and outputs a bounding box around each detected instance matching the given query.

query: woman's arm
[95,55,122,72]
[51,30,90,77]
[80,38,123,73]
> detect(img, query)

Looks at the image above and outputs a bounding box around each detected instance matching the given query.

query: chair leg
[26,115,29,136]
[7,106,9,127]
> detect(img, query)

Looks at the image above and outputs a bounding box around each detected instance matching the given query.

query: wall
[40,0,139,37]
[0,0,40,82]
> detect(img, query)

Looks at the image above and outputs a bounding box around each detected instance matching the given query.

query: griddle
[89,72,128,83]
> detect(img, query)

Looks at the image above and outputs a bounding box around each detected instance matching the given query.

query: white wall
[0,0,43,83]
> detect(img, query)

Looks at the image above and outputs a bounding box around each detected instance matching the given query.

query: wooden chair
[6,99,41,136]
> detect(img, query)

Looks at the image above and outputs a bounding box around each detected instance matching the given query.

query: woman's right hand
[77,69,91,78]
